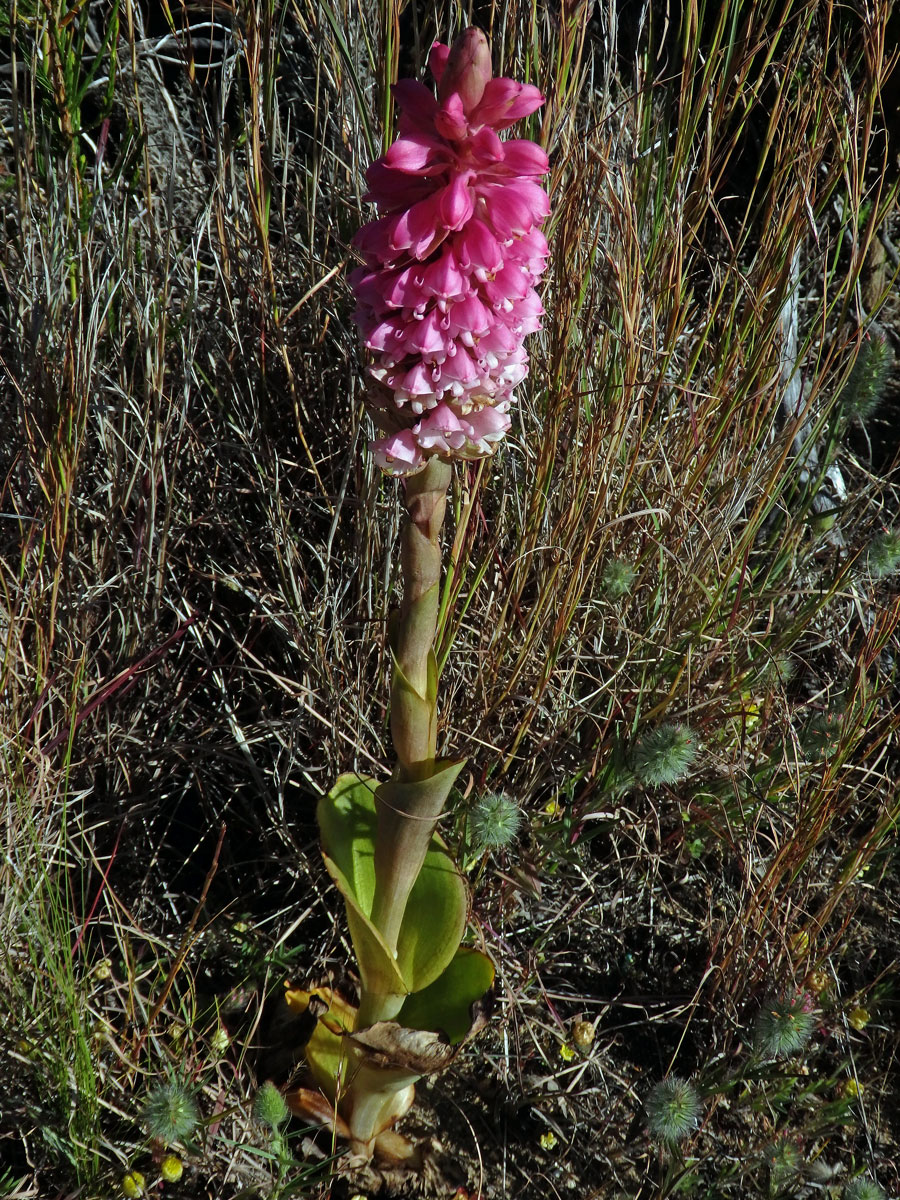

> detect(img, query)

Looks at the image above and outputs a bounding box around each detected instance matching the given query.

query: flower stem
[368,457,454,957]
[390,457,452,773]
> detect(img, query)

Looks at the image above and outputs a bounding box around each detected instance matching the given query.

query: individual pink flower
[351,28,550,475]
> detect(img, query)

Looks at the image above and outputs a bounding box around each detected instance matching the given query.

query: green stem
[390,457,452,769]
[355,987,405,1029]
[368,457,454,955]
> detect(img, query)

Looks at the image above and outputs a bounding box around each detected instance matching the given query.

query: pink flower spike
[352,26,549,475]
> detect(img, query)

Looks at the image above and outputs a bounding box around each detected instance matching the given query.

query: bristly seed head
[762,1134,802,1182]
[645,1076,702,1145]
[867,528,900,579]
[140,1081,200,1145]
[839,329,891,423]
[601,556,636,600]
[801,707,843,762]
[843,1179,888,1200]
[753,992,816,1059]
[469,791,522,850]
[632,723,697,787]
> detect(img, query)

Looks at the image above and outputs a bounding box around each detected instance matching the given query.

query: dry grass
[1,0,899,1196]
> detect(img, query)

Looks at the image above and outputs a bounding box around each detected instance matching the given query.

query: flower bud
[121,1171,146,1198]
[438,28,492,112]
[847,1005,871,1031]
[159,1156,184,1183]
[253,1081,289,1129]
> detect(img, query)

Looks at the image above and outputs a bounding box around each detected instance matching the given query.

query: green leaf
[299,989,356,1102]
[396,838,466,992]
[398,947,495,1045]
[320,850,407,999]
[319,773,468,994]
[318,775,380,913]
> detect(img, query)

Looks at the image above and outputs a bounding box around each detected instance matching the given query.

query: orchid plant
[285,28,550,1162]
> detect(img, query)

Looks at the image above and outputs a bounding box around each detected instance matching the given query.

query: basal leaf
[397,947,495,1045]
[318,771,468,994]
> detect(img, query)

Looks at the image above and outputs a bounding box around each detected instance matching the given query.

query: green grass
[1,0,899,1195]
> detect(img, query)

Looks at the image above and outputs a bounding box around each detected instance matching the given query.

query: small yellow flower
[806,969,829,994]
[559,1042,576,1062]
[741,694,761,730]
[210,1026,230,1054]
[539,1131,558,1150]
[572,1020,595,1049]
[789,930,810,956]
[121,1171,146,1198]
[839,1078,863,1099]
[160,1156,183,1183]
[848,1006,871,1032]
[543,800,561,817]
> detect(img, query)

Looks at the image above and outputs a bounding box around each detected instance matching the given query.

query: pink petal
[484,262,530,302]
[505,228,550,274]
[353,212,404,264]
[392,80,439,133]
[478,179,549,237]
[455,218,504,272]
[428,42,450,84]
[478,323,517,356]
[439,346,481,387]
[498,139,550,176]
[392,193,445,259]
[364,315,404,353]
[422,248,466,299]
[469,126,505,164]
[435,94,468,140]
[371,429,423,475]
[407,308,452,355]
[478,185,532,239]
[364,163,439,209]
[448,293,492,338]
[415,405,469,451]
[401,361,438,397]
[465,405,511,445]
[471,78,545,129]
[383,136,444,171]
[382,266,423,309]
[439,173,475,229]
[349,267,384,308]
[499,353,528,387]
